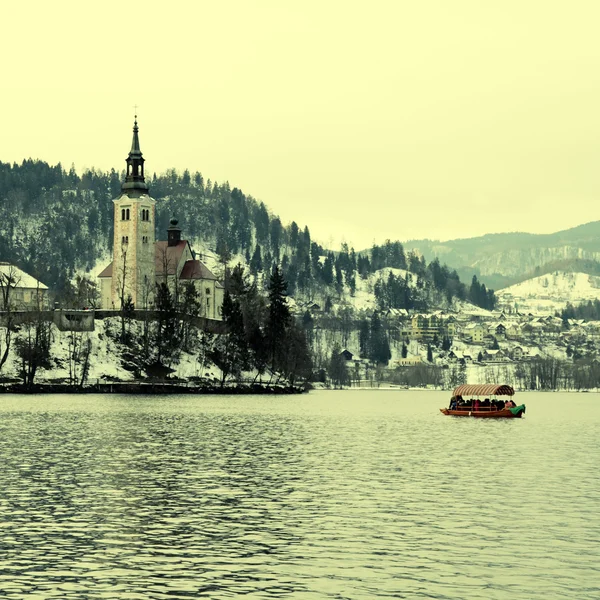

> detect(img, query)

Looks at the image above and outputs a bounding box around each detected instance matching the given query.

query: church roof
[97,242,220,284]
[155,240,189,276]
[98,262,113,278]
[179,259,218,281]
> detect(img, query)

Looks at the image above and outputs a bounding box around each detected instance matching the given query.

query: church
[97,119,224,320]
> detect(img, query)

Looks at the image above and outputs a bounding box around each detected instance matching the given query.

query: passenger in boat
[449,396,457,410]
[482,398,490,409]
[474,399,481,411]
[504,399,515,408]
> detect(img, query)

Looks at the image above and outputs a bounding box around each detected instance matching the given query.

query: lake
[0,390,598,599]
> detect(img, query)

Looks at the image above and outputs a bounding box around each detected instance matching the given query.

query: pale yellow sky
[2,1,600,249]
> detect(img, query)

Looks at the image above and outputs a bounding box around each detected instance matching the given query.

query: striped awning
[452,384,515,397]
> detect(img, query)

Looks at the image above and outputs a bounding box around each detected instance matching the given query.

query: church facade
[97,120,223,320]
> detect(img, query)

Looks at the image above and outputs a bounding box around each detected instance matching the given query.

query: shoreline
[0,382,307,395]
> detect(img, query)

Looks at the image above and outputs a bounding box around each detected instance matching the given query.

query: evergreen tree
[250,244,263,274]
[210,290,249,385]
[369,313,391,365]
[265,266,291,371]
[359,319,370,358]
[154,282,180,366]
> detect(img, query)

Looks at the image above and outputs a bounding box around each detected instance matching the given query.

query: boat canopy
[452,384,514,397]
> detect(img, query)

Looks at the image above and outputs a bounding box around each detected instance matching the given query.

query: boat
[440,384,526,418]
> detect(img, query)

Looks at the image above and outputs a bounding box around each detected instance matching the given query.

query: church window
[205,288,211,295]
[126,208,130,220]
[121,208,125,220]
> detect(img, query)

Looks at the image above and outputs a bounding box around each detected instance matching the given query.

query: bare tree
[0,265,21,373]
[67,330,93,388]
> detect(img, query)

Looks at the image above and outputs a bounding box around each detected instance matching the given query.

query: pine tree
[265,266,291,371]
[250,244,263,274]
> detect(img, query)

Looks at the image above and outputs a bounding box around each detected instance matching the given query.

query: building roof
[0,263,48,290]
[97,241,220,284]
[155,240,189,276]
[98,262,113,278]
[179,259,218,281]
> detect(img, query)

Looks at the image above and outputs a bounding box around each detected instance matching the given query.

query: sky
[2,1,600,250]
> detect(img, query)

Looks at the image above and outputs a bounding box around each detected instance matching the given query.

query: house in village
[97,119,223,319]
[505,322,522,340]
[511,346,524,361]
[462,322,486,343]
[488,322,506,339]
[0,263,49,310]
[395,355,424,367]
[482,348,508,362]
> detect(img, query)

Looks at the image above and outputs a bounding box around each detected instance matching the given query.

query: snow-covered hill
[497,271,600,314]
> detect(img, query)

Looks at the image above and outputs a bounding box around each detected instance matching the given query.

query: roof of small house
[0,263,49,290]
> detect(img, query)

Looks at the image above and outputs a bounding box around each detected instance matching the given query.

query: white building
[97,119,223,319]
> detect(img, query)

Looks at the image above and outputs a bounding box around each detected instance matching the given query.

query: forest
[0,159,496,315]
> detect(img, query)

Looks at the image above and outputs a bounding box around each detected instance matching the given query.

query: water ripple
[0,391,599,598]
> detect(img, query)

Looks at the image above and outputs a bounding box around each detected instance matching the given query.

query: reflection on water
[0,391,599,599]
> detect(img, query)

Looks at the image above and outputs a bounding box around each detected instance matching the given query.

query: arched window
[121,208,125,220]
[126,208,130,220]
[126,236,129,244]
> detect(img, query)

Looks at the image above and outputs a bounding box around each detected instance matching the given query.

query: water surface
[0,390,598,599]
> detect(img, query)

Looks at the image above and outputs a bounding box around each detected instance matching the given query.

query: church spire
[122,116,148,195]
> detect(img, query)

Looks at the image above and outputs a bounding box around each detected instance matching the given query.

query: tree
[401,343,408,358]
[210,290,249,385]
[249,244,263,275]
[265,266,291,372]
[153,282,180,367]
[328,344,349,388]
[441,335,451,351]
[0,265,20,373]
[14,310,52,389]
[427,344,433,363]
[369,312,391,365]
[281,323,312,385]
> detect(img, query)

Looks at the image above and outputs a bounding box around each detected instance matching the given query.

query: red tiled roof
[179,259,218,281]
[98,262,113,278]
[155,241,188,276]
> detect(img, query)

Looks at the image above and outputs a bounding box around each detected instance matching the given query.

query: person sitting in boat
[482,398,490,409]
[474,398,481,411]
[504,399,515,408]
[449,396,457,410]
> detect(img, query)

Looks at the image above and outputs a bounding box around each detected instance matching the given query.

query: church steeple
[121,116,149,195]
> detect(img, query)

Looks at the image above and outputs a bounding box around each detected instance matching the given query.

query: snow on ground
[497,271,600,314]
[0,319,133,383]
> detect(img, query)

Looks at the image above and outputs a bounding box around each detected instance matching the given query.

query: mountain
[404,221,600,290]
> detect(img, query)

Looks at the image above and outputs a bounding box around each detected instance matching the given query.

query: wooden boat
[440,384,526,418]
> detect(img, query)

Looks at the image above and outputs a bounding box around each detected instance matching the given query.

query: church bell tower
[110,117,156,309]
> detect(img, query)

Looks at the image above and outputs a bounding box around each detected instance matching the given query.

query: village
[297,295,597,387]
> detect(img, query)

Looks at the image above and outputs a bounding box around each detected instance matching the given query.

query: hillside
[496,271,600,315]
